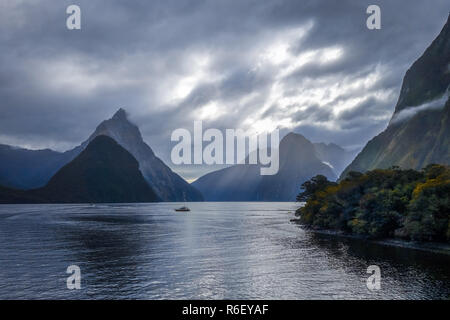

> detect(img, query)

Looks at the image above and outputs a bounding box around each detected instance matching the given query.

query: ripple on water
[0,202,449,299]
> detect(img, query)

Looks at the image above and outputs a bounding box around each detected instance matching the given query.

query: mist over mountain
[192,132,336,201]
[0,109,203,201]
[341,15,450,178]
[3,15,449,202]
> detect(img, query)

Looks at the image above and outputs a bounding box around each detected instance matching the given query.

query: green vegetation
[296,164,450,242]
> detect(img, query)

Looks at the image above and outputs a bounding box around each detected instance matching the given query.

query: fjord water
[0,202,448,299]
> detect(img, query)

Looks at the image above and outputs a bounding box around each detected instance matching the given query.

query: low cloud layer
[0,0,449,180]
[390,88,450,125]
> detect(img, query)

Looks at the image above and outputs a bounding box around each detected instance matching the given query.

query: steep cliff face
[341,15,450,179]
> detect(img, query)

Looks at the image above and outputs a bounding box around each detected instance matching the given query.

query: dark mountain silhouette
[341,15,450,178]
[81,109,203,201]
[0,109,203,201]
[0,135,160,203]
[192,132,336,201]
[0,185,43,204]
[0,144,78,189]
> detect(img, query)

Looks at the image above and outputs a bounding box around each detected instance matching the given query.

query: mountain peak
[192,131,336,201]
[83,109,203,201]
[284,132,304,138]
[112,108,129,121]
[280,132,310,148]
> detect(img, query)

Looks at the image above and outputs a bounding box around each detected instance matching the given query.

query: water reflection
[291,231,450,299]
[0,202,448,299]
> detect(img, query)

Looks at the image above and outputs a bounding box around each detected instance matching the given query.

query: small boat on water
[175,206,190,212]
[175,192,190,212]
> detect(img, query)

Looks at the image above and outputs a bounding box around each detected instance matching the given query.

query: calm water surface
[0,202,449,299]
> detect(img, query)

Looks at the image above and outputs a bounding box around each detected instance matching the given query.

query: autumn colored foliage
[296,164,450,242]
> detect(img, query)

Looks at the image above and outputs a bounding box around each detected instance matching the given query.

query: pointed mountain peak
[281,132,310,145]
[283,132,305,139]
[43,134,160,203]
[82,107,149,156]
[112,108,129,121]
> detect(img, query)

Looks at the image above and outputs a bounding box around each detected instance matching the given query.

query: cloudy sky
[0,0,449,180]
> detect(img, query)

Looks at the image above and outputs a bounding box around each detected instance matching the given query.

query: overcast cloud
[0,0,449,180]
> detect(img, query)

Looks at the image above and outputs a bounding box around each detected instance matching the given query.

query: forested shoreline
[296,164,450,243]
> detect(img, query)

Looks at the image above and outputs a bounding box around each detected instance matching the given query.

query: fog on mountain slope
[341,15,450,179]
[390,87,449,125]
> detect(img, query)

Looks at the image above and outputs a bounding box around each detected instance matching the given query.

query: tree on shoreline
[296,164,450,242]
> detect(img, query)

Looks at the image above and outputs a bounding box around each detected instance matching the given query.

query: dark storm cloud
[0,0,449,180]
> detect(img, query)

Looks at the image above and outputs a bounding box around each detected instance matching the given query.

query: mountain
[81,109,203,201]
[38,135,160,203]
[192,132,336,201]
[192,165,262,201]
[313,142,358,176]
[0,135,160,203]
[341,14,450,178]
[0,109,203,201]
[0,144,78,189]
[0,185,43,204]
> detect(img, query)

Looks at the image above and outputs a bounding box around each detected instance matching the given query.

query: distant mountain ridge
[0,144,78,190]
[313,142,358,176]
[0,135,160,203]
[192,132,338,201]
[341,14,450,178]
[0,109,203,201]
